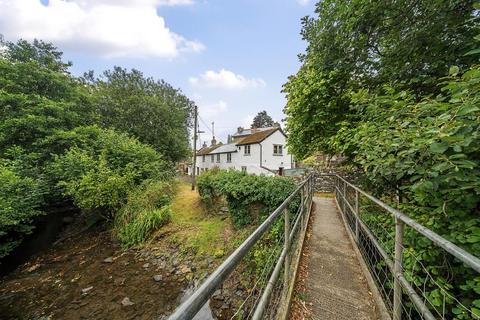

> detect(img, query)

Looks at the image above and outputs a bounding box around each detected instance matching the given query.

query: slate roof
[232,127,272,137]
[209,143,238,154]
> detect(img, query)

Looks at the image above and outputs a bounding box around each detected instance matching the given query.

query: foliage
[90,67,194,162]
[251,110,275,128]
[49,126,173,214]
[0,38,187,256]
[115,181,175,248]
[285,1,480,317]
[0,162,45,258]
[284,0,479,158]
[197,169,299,228]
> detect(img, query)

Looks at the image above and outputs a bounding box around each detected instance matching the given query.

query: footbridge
[169,174,480,320]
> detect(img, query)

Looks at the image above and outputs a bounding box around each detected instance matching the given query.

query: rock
[114,278,126,286]
[153,275,163,282]
[121,297,134,307]
[142,263,150,268]
[27,264,41,272]
[103,257,114,263]
[179,265,191,274]
[81,286,93,294]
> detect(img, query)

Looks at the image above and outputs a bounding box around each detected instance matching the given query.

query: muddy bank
[0,228,215,320]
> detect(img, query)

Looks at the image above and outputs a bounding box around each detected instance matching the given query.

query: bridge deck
[296,196,380,320]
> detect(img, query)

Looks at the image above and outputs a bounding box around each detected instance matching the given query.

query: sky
[0,0,316,144]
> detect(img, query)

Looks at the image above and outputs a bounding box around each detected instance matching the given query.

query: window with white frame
[273,144,283,155]
[211,154,214,162]
[244,145,251,155]
[227,153,232,163]
[216,154,220,163]
[241,166,247,173]
[202,155,205,162]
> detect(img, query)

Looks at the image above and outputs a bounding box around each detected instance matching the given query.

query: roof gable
[236,128,281,145]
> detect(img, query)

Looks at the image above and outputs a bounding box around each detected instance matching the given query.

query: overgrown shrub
[48,126,173,214]
[0,162,45,258]
[197,170,299,228]
[114,181,175,248]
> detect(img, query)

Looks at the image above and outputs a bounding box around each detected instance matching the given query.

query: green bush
[49,126,173,214]
[114,181,175,248]
[0,163,44,258]
[197,170,299,228]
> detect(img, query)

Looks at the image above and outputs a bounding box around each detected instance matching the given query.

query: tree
[251,110,274,128]
[92,67,194,162]
[283,0,479,159]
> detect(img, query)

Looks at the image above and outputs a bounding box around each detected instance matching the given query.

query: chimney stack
[237,126,244,134]
[211,136,217,146]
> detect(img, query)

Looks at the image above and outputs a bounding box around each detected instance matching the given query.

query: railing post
[355,189,360,243]
[393,217,404,320]
[284,208,290,291]
[342,179,347,214]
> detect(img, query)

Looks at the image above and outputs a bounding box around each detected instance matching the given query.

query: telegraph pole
[191,105,198,191]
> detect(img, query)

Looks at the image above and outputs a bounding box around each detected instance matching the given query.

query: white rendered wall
[260,130,293,171]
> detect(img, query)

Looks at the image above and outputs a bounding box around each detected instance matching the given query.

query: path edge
[334,197,392,320]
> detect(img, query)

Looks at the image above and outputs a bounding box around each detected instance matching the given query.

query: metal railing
[333,174,480,320]
[168,174,315,320]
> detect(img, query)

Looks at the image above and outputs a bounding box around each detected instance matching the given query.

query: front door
[278,167,284,176]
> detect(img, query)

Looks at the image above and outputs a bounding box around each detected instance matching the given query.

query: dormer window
[273,145,283,155]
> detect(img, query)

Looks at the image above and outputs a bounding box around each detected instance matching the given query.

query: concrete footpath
[303,197,379,320]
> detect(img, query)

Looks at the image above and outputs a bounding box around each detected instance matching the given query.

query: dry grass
[167,181,233,257]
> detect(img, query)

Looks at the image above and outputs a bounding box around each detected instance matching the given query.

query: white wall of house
[259,130,293,173]
[194,128,293,176]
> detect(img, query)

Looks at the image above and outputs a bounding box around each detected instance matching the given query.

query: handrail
[334,174,480,273]
[168,174,314,320]
[333,173,480,320]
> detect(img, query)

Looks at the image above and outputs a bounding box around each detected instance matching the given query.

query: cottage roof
[209,143,238,154]
[196,144,221,156]
[235,128,279,145]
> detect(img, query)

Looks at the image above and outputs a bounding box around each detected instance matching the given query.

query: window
[216,154,220,163]
[273,144,283,155]
[202,155,205,162]
[211,154,214,162]
[227,153,232,163]
[241,166,247,173]
[244,145,251,155]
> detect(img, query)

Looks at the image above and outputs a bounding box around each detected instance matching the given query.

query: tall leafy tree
[251,110,275,128]
[284,0,479,159]
[92,67,194,162]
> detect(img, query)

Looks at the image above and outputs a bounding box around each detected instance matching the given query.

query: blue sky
[0,0,316,143]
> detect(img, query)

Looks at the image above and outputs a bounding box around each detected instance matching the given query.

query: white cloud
[189,69,266,90]
[198,100,228,119]
[297,0,312,6]
[0,0,204,58]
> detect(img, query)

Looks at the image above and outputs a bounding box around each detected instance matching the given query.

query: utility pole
[191,105,198,191]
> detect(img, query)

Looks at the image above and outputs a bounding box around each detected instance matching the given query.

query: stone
[121,297,134,307]
[82,286,93,294]
[142,263,150,268]
[153,275,163,282]
[114,278,126,286]
[103,257,114,263]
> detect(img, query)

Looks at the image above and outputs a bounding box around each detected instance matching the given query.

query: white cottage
[195,126,294,176]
